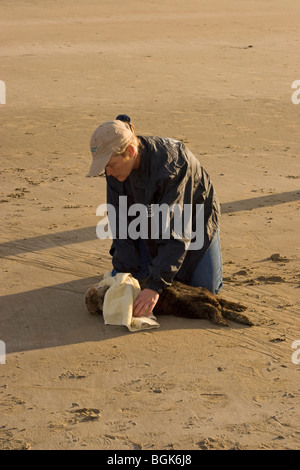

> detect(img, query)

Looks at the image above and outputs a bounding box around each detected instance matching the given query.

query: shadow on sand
[1,276,250,355]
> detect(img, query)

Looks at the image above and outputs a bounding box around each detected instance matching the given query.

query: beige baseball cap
[88,120,133,177]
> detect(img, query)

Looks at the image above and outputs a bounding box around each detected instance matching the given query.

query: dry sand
[0,0,299,450]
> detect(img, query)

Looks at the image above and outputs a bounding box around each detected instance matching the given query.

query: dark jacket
[107,136,220,293]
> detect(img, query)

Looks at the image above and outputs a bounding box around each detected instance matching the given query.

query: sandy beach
[0,0,299,450]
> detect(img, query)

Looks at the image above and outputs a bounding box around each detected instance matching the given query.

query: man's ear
[126,144,136,159]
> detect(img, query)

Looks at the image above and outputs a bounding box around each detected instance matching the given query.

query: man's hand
[133,288,159,318]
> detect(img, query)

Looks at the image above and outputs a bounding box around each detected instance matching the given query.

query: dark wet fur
[84,285,109,315]
[85,280,252,327]
[153,281,252,327]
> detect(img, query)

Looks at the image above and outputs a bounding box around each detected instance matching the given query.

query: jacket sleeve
[106,176,141,277]
[144,161,199,293]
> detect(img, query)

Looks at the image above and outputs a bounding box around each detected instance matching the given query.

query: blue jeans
[187,229,223,294]
[112,230,223,295]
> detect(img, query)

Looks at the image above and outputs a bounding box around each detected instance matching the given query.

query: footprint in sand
[69,407,101,423]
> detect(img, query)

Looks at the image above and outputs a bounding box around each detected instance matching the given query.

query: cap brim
[87,153,111,177]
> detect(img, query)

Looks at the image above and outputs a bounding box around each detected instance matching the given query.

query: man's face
[105,146,137,182]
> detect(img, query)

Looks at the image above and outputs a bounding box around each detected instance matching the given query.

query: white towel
[97,272,160,332]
